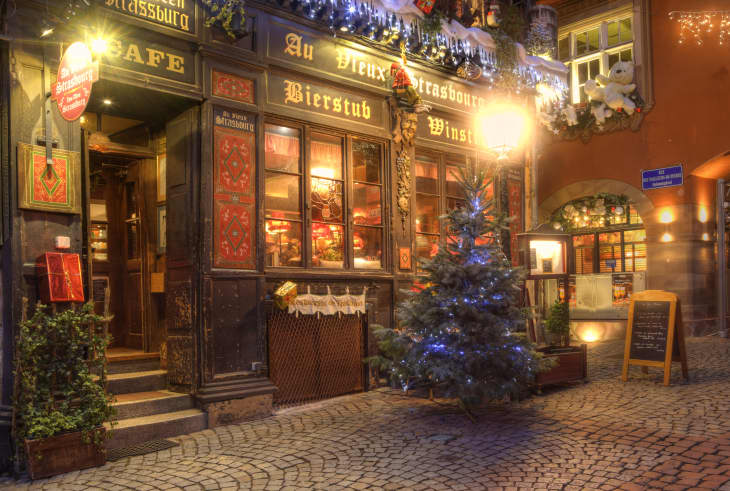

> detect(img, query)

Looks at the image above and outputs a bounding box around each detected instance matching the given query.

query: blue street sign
[642,164,683,190]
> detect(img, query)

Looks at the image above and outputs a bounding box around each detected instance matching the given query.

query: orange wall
[538,0,730,210]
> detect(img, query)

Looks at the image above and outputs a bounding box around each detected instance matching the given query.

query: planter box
[25,428,106,480]
[535,344,587,388]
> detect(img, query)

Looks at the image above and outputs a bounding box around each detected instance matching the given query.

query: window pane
[415,157,439,194]
[312,223,344,268]
[447,197,466,211]
[576,32,587,54]
[578,63,588,84]
[579,87,588,103]
[352,140,381,183]
[265,172,300,219]
[624,229,646,242]
[416,194,439,233]
[311,178,343,223]
[589,59,600,78]
[265,220,302,267]
[310,133,343,180]
[608,52,619,69]
[587,28,599,51]
[607,21,619,46]
[415,234,439,269]
[620,48,633,62]
[620,18,632,42]
[599,232,622,272]
[633,243,646,271]
[629,206,642,224]
[354,226,382,269]
[446,165,464,197]
[265,124,300,173]
[353,183,382,226]
[558,37,570,60]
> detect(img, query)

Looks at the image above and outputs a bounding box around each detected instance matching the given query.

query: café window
[264,121,385,270]
[414,151,494,270]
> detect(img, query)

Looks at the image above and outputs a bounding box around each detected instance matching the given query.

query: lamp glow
[661,232,673,242]
[698,207,708,223]
[477,105,530,160]
[91,37,108,55]
[702,232,710,241]
[659,210,674,223]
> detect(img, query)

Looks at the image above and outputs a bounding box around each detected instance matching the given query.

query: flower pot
[25,427,106,480]
[535,344,587,389]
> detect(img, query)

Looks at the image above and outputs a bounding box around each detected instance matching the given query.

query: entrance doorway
[83,80,196,355]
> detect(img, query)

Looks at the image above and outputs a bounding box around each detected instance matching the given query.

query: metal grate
[107,439,179,462]
[268,310,366,407]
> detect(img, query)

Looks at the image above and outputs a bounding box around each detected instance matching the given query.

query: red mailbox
[37,252,85,303]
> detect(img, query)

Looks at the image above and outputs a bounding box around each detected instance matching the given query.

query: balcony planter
[535,344,587,389]
[25,428,106,480]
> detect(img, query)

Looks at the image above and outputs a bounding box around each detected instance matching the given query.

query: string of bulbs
[668,10,730,46]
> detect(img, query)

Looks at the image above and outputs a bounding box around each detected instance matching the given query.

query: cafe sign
[51,42,99,122]
[267,18,489,115]
[101,0,196,34]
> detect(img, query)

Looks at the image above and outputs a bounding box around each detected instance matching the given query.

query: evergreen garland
[369,166,551,412]
[200,0,247,39]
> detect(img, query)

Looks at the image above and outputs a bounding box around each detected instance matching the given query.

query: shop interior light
[102,98,112,106]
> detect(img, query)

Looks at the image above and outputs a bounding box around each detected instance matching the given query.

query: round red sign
[51,42,99,122]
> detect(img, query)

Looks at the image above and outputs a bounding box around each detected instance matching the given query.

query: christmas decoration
[537,61,644,141]
[549,194,630,232]
[390,52,431,112]
[414,0,435,16]
[263,0,566,95]
[584,61,636,117]
[201,0,247,39]
[486,2,500,28]
[669,10,730,46]
[525,22,555,59]
[274,281,298,310]
[369,165,549,412]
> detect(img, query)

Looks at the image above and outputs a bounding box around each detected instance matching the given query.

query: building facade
[0,0,564,455]
[537,0,728,338]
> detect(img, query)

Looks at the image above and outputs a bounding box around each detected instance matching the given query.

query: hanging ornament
[456,59,482,81]
[486,1,500,27]
[414,0,435,15]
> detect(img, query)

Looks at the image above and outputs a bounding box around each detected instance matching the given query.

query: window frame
[569,224,646,275]
[264,117,388,271]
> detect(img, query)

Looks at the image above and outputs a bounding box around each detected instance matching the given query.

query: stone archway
[539,179,654,224]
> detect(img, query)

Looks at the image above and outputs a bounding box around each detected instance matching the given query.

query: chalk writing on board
[629,300,670,362]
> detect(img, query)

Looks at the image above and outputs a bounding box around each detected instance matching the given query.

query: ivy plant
[200,0,247,39]
[13,303,115,452]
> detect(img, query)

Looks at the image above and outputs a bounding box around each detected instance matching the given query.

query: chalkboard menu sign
[622,290,688,386]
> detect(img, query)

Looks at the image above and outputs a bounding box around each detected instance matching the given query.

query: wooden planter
[25,428,106,480]
[535,344,587,389]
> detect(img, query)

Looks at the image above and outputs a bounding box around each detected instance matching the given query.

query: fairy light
[669,10,730,46]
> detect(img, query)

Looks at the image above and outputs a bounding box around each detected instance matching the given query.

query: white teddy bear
[584,61,637,118]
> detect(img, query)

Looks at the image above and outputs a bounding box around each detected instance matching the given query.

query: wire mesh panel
[268,310,365,406]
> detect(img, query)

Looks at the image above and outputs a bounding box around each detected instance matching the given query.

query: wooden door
[123,162,145,349]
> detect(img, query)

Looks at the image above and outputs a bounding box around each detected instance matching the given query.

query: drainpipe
[717,179,726,336]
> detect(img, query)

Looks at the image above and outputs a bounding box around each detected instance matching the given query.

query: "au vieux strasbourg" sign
[266,17,489,116]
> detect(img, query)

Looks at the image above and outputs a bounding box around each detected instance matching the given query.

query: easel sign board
[622,290,688,386]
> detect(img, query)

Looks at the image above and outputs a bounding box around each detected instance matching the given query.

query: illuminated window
[558,6,636,104]
[265,121,385,270]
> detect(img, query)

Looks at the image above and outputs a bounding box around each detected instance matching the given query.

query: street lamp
[477,104,531,161]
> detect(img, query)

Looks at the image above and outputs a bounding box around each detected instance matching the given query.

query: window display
[264,122,384,270]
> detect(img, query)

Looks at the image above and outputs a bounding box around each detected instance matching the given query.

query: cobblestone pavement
[4,337,730,490]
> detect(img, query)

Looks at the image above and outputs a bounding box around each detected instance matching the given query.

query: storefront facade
[0,0,564,446]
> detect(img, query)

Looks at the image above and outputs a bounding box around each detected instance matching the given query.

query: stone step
[106,370,167,395]
[107,356,161,375]
[104,409,207,450]
[112,391,194,420]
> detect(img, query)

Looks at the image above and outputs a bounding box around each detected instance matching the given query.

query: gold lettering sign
[103,0,194,33]
[105,38,186,77]
[282,79,372,121]
[425,116,481,146]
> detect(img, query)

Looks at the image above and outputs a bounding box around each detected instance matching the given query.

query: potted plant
[535,300,587,389]
[320,245,344,268]
[14,302,115,479]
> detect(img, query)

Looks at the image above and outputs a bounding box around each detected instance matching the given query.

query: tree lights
[669,10,730,46]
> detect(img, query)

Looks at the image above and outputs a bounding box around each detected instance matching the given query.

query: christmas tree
[371,165,547,411]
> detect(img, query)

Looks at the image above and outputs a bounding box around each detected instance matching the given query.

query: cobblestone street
[4,337,730,490]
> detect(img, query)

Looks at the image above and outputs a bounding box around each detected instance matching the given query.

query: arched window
[550,194,646,274]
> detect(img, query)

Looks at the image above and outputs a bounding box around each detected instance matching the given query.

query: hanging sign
[641,164,683,190]
[621,290,689,386]
[51,42,99,122]
[288,286,367,317]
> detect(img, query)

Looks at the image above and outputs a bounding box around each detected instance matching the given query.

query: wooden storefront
[0,0,534,430]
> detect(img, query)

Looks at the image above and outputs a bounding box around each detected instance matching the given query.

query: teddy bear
[584,61,637,117]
